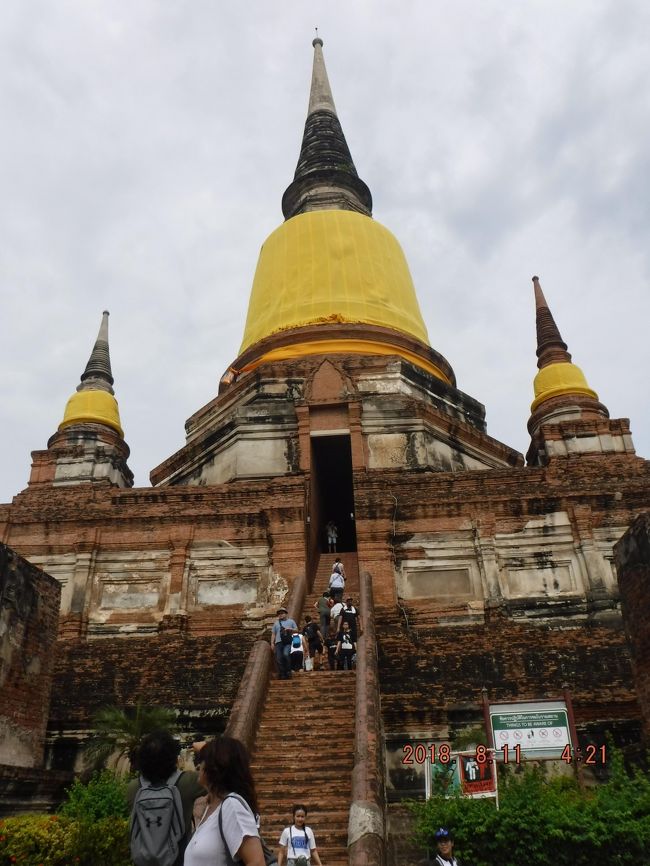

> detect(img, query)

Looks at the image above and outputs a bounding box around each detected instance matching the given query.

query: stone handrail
[348,569,386,866]
[225,569,309,752]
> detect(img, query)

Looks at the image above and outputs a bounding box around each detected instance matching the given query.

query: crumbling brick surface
[377,604,639,733]
[0,543,61,767]
[615,513,650,739]
[50,630,259,728]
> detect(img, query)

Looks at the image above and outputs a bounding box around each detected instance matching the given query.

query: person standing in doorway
[325,520,338,553]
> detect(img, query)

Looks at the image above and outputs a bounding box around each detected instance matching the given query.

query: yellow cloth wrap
[237,338,452,384]
[59,390,124,437]
[531,362,598,412]
[239,210,430,353]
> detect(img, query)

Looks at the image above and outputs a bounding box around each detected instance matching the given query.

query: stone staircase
[306,552,361,620]
[251,551,360,866]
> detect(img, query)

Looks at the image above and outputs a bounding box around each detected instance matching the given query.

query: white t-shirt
[184,795,259,866]
[290,635,305,654]
[329,572,345,589]
[330,602,344,620]
[279,824,316,860]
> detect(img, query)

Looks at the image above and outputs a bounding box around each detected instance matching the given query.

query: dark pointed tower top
[58,310,124,438]
[281,38,372,220]
[79,310,115,394]
[532,276,571,369]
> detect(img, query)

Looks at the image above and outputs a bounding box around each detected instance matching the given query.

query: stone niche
[495,512,585,600]
[187,542,270,607]
[92,549,169,613]
[397,531,482,602]
[21,552,75,614]
[0,543,61,768]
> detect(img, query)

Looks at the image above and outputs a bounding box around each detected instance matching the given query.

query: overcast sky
[1,1,648,502]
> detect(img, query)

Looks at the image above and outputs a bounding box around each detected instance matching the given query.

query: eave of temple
[227,39,455,389]
[58,311,124,437]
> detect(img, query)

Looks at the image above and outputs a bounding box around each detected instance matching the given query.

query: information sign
[489,700,572,760]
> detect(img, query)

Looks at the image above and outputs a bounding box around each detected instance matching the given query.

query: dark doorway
[311,434,357,552]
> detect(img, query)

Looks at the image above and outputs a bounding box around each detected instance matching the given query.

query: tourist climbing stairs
[306,551,360,624]
[251,551,360,866]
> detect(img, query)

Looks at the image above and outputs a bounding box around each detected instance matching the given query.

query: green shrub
[0,814,130,866]
[411,752,650,866]
[58,770,129,821]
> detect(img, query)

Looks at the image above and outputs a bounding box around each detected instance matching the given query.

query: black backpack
[130,769,184,866]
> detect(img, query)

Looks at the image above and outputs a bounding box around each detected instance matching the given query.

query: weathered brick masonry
[48,631,257,768]
[0,543,61,768]
[616,513,650,740]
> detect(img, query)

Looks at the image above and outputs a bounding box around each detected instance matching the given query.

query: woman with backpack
[277,804,323,866]
[184,736,266,866]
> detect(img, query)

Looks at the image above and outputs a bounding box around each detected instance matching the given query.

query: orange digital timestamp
[402,744,496,764]
[401,743,453,764]
[561,744,607,764]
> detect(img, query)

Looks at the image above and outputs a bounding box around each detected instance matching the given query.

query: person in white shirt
[434,827,459,865]
[278,804,323,866]
[325,520,337,553]
[328,569,345,602]
[184,737,265,866]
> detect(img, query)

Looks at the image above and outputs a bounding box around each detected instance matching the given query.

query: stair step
[248,553,360,866]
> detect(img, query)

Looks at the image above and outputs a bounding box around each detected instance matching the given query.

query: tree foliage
[411,749,650,865]
[0,814,130,866]
[83,701,177,770]
[0,772,131,865]
[58,770,129,821]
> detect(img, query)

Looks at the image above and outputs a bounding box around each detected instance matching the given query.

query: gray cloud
[1,0,648,500]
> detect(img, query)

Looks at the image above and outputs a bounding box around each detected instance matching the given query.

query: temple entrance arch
[310,432,357,553]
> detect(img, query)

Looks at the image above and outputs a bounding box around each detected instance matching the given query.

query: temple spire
[533,276,571,368]
[58,311,124,437]
[79,310,114,394]
[525,276,628,466]
[308,37,337,116]
[26,311,133,489]
[281,38,372,220]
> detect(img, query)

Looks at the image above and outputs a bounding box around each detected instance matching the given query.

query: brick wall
[377,604,639,734]
[48,630,259,768]
[615,512,650,739]
[0,543,61,767]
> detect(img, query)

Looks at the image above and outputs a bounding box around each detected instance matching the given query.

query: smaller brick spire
[533,276,571,369]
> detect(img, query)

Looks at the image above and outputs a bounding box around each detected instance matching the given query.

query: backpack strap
[289,826,308,857]
[217,793,256,865]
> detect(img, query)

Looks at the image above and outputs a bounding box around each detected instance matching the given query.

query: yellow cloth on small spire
[531,362,598,412]
[59,390,124,437]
